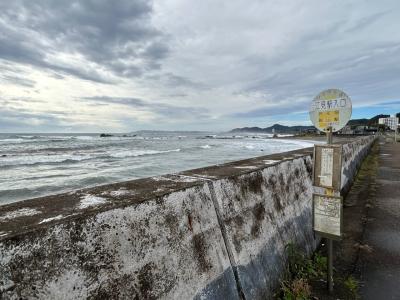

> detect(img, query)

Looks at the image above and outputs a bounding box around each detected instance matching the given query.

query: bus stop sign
[309,89,352,132]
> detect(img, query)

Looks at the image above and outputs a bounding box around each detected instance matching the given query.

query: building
[379,116,399,130]
[339,125,354,134]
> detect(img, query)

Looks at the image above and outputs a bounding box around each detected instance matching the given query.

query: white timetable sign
[313,144,342,190]
[313,194,342,239]
[320,148,334,187]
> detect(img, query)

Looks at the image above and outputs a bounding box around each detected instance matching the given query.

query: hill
[231,113,400,133]
[230,123,314,134]
[347,114,391,126]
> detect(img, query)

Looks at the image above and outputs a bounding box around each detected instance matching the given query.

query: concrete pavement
[358,139,400,299]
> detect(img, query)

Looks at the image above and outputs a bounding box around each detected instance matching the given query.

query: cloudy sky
[1,0,400,132]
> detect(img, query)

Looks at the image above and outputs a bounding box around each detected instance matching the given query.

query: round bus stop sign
[309,89,352,132]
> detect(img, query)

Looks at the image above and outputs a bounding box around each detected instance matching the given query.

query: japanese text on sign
[320,148,334,187]
[313,194,342,238]
[311,98,348,111]
[318,110,339,130]
[309,89,352,132]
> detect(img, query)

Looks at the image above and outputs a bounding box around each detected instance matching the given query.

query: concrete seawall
[0,136,375,299]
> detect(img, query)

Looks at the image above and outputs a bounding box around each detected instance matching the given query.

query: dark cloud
[165,93,188,98]
[1,1,399,132]
[0,0,169,83]
[82,96,209,118]
[145,72,207,90]
[240,41,400,108]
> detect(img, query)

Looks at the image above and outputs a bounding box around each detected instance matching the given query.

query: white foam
[79,194,108,209]
[271,139,314,148]
[0,153,89,167]
[73,136,96,140]
[110,149,180,158]
[201,145,211,149]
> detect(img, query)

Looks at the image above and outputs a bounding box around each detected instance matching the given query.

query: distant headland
[230,113,399,134]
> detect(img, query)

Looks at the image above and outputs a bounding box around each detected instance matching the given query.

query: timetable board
[313,194,343,240]
[313,144,342,190]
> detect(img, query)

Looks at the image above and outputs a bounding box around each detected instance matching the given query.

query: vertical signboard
[320,148,334,187]
[313,194,342,240]
[313,144,342,191]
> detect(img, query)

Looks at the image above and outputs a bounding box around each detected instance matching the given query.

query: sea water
[0,132,315,205]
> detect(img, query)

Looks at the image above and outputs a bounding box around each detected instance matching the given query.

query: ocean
[0,132,315,205]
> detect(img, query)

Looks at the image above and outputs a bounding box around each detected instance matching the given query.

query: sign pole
[310,89,351,295]
[327,239,333,292]
[327,127,333,144]
[326,126,333,293]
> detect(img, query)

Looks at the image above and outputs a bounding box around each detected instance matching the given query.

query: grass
[343,276,360,299]
[277,243,360,300]
[277,243,326,300]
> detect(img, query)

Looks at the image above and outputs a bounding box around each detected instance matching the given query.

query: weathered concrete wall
[0,176,239,299]
[184,157,315,299]
[0,137,375,299]
[341,136,376,195]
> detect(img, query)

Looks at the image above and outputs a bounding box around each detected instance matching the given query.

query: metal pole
[326,126,334,293]
[327,239,333,293]
[327,127,333,144]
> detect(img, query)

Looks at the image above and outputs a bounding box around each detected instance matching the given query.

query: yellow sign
[318,110,339,130]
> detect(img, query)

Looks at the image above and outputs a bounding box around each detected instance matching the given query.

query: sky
[0,0,400,133]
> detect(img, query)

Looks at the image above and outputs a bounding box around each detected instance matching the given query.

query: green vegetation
[343,276,360,299]
[277,243,360,300]
[277,243,326,299]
